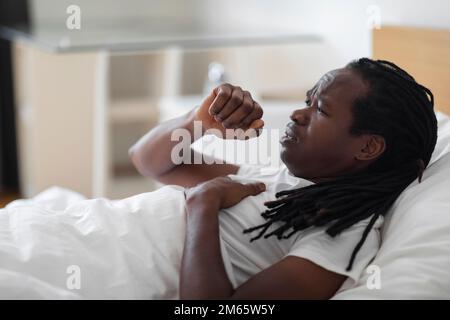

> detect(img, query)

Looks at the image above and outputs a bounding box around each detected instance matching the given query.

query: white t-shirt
[218,163,384,291]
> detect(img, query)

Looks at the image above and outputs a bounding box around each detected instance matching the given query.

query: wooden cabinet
[12,43,169,198]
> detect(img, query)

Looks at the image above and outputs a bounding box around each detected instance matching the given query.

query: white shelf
[110,99,160,124]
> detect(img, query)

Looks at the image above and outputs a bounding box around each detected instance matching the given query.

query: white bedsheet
[0,185,187,299]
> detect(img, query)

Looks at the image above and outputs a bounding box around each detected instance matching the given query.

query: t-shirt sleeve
[286,215,383,285]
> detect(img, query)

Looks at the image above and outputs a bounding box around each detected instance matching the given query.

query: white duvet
[0,185,187,299]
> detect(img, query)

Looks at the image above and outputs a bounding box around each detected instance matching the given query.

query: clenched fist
[194,83,264,140]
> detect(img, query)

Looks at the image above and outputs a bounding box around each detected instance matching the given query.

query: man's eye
[316,106,323,114]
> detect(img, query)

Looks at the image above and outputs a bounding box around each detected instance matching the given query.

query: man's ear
[355,134,386,161]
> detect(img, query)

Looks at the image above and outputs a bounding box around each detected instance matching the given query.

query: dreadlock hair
[243,58,438,271]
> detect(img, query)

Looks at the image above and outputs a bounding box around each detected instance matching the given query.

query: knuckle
[230,95,242,105]
[241,118,252,128]
[219,83,233,94]
[255,105,264,117]
[241,102,253,113]
[217,90,229,99]
[219,84,232,94]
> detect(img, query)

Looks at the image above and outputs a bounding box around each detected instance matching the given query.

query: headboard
[373,26,450,116]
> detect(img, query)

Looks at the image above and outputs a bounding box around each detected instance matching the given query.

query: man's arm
[129,107,239,188]
[129,84,264,188]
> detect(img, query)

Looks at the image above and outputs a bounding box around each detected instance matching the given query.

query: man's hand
[181,176,265,299]
[195,84,264,140]
[185,176,266,211]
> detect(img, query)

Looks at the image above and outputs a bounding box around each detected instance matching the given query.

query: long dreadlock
[243,58,438,271]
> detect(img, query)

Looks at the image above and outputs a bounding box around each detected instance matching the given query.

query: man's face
[280,68,372,182]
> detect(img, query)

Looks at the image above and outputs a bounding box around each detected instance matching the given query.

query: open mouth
[280,126,299,144]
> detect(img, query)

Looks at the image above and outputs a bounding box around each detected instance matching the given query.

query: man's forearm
[180,196,234,299]
[129,108,199,177]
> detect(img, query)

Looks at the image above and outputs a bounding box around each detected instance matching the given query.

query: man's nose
[290,109,309,125]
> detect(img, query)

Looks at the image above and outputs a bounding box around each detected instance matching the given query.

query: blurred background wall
[29,0,450,67]
[25,0,450,99]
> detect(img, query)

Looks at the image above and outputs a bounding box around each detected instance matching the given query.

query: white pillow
[333,111,450,299]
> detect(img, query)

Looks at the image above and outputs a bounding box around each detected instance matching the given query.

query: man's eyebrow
[320,95,332,107]
[305,88,332,113]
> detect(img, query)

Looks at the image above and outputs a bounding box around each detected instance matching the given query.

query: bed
[1,26,450,299]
